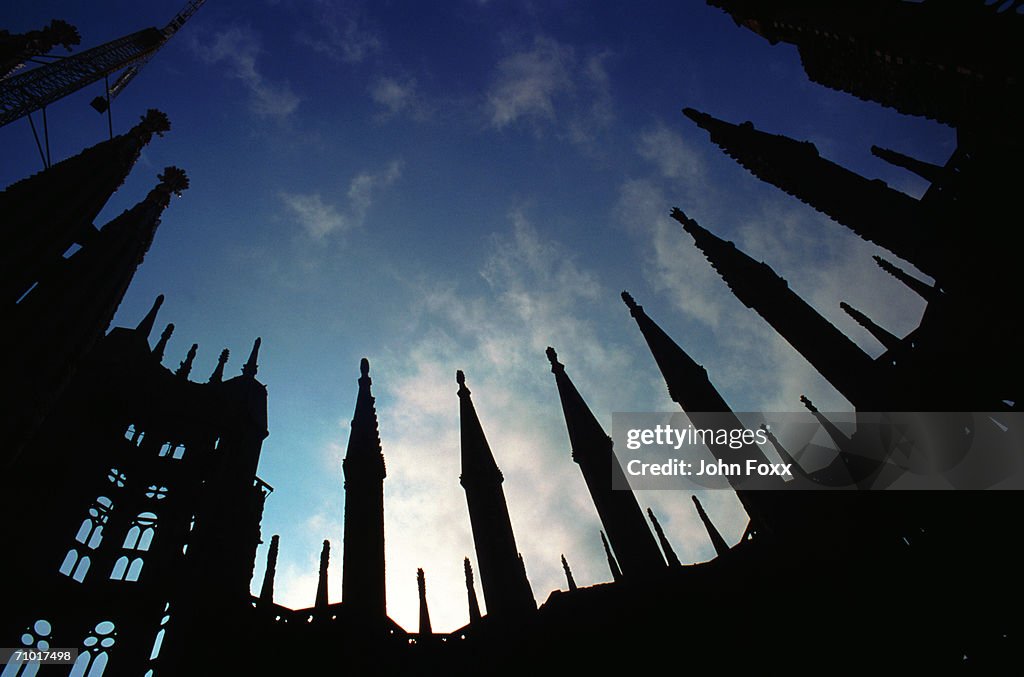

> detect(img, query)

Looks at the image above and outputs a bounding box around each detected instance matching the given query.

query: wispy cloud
[485,36,614,145]
[353,209,749,632]
[191,26,300,120]
[636,123,705,183]
[280,160,403,239]
[370,76,427,120]
[296,0,381,64]
[488,36,574,129]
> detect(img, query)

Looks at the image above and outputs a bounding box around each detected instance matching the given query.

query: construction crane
[0,1,207,130]
[91,0,207,114]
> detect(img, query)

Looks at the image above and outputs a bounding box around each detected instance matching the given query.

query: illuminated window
[69,621,116,677]
[124,425,144,446]
[107,469,127,488]
[144,485,168,500]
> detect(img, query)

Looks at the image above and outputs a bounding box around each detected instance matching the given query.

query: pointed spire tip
[241,338,261,378]
[360,357,370,376]
[621,290,638,310]
[545,346,564,371]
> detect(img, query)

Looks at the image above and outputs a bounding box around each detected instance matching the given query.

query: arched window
[0,619,52,677]
[124,425,144,446]
[60,497,114,583]
[111,512,157,582]
[122,513,157,551]
[69,621,116,677]
[60,549,91,583]
[73,496,113,550]
[110,555,142,582]
[157,443,185,460]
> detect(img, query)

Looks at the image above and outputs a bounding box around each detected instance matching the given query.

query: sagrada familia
[0,1,1020,674]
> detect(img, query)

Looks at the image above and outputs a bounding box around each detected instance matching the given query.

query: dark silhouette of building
[546,347,666,576]
[1,1,1021,673]
[341,358,388,625]
[456,370,537,620]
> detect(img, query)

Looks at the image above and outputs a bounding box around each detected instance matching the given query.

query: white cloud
[486,36,614,145]
[637,123,705,182]
[488,36,573,128]
[566,52,615,147]
[296,0,381,64]
[280,160,403,239]
[370,76,424,120]
[191,26,300,120]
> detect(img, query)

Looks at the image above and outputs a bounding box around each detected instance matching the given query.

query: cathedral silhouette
[1,1,1020,674]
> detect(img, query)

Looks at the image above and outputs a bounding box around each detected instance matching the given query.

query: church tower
[545,347,665,577]
[341,358,387,621]
[457,370,536,619]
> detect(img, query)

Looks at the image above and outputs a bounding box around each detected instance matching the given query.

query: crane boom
[0,28,162,127]
[94,0,208,113]
[95,0,206,112]
[0,1,208,127]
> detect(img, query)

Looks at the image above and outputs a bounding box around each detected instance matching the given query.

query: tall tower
[457,370,536,619]
[341,358,387,621]
[671,208,881,409]
[681,108,939,281]
[1,108,171,306]
[2,166,188,469]
[621,291,787,537]
[546,347,665,577]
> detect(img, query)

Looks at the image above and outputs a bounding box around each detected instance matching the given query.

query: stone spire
[457,369,536,619]
[546,346,665,576]
[153,323,174,363]
[258,534,279,605]
[209,349,229,383]
[873,256,941,303]
[759,424,812,483]
[464,557,482,624]
[600,531,623,583]
[315,540,330,609]
[619,291,788,471]
[621,290,791,536]
[175,343,197,379]
[561,555,578,591]
[2,166,190,447]
[1,109,172,306]
[241,338,261,378]
[647,508,681,569]
[673,208,880,408]
[871,146,949,186]
[135,294,164,340]
[341,358,387,621]
[840,302,901,351]
[692,496,730,557]
[800,396,855,459]
[417,568,433,636]
[798,395,881,486]
[681,108,940,280]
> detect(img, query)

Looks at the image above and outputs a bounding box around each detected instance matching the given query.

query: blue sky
[1,1,954,631]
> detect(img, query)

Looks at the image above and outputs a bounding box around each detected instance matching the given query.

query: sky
[1,0,955,632]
